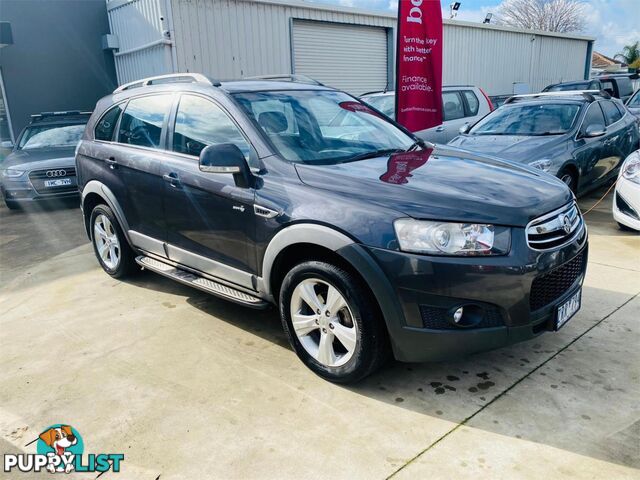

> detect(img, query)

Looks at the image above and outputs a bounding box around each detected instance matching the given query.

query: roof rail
[244,74,324,86]
[504,90,604,104]
[30,111,92,119]
[113,73,221,94]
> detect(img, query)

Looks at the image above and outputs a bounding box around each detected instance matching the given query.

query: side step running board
[136,256,268,309]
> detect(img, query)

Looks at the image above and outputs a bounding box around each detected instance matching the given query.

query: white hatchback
[360,85,493,143]
[614,149,640,232]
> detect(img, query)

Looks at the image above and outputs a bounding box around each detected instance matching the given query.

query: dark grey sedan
[0,111,89,209]
[449,92,640,195]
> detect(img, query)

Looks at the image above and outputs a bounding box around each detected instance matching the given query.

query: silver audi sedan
[0,111,89,209]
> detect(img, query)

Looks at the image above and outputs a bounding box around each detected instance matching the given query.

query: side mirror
[584,123,606,138]
[0,140,13,149]
[458,123,471,135]
[199,143,252,188]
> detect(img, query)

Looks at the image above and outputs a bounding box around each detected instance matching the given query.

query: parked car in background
[360,85,493,143]
[626,88,640,119]
[543,74,637,102]
[490,95,511,109]
[77,73,587,383]
[0,111,90,209]
[449,91,640,196]
[613,149,640,232]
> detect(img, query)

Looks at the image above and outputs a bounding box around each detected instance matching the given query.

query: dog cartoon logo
[36,425,83,474]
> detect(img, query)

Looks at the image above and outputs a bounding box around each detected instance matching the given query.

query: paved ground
[0,188,638,480]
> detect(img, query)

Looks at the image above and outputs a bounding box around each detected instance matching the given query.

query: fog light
[453,307,464,324]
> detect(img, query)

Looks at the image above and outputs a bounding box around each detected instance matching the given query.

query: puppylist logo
[4,424,124,475]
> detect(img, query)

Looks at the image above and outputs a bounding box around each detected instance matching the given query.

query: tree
[496,0,585,33]
[615,41,640,66]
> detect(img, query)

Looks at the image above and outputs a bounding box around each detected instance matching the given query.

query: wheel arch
[261,224,354,300]
[81,180,132,245]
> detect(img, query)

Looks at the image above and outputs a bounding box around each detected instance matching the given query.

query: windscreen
[233,90,414,164]
[19,123,86,150]
[361,95,396,119]
[546,82,590,92]
[469,103,581,136]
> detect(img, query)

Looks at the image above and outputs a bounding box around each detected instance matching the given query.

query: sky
[308,0,639,58]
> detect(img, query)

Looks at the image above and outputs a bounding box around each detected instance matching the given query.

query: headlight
[1,168,25,178]
[394,219,510,256]
[621,150,640,185]
[529,159,552,172]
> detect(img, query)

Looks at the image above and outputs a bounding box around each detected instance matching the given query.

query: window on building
[118,95,172,148]
[172,95,250,159]
[95,104,123,141]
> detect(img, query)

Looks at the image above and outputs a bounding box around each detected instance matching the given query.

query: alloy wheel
[93,214,121,270]
[290,278,358,367]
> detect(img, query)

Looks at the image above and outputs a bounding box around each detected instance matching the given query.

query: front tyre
[90,204,138,278]
[279,261,388,383]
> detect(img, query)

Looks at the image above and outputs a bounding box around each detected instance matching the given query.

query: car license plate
[556,289,581,330]
[44,178,72,188]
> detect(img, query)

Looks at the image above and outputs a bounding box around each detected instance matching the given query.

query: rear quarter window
[462,91,479,116]
[94,105,123,141]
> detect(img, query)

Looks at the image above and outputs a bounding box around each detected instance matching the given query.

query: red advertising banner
[395,0,443,132]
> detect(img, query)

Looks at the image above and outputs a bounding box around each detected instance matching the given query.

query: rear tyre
[558,169,578,194]
[90,204,138,278]
[279,261,389,384]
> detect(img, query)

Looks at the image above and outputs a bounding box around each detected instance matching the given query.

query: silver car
[360,85,493,143]
[0,111,89,209]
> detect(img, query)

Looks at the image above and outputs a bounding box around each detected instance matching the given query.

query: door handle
[435,126,445,132]
[163,173,181,187]
[105,157,117,169]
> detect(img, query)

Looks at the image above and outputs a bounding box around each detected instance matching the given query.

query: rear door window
[95,104,123,141]
[442,92,465,121]
[118,95,173,149]
[600,100,623,125]
[462,91,479,116]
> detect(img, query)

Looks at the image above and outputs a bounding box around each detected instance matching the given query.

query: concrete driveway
[0,189,638,480]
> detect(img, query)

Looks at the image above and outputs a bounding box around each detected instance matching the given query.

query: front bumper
[613,178,640,232]
[1,171,79,204]
[340,224,588,363]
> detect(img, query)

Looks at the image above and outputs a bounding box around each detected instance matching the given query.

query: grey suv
[450,91,640,195]
[1,111,89,209]
[77,74,588,383]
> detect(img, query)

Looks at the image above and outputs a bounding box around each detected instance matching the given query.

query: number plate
[44,178,72,187]
[556,289,581,330]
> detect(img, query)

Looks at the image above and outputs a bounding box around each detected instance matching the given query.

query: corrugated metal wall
[107,0,592,95]
[107,0,176,84]
[443,23,590,94]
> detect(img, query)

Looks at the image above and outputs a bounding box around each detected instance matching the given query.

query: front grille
[419,304,504,330]
[29,167,76,180]
[529,251,585,311]
[527,203,584,250]
[616,192,639,220]
[29,167,77,194]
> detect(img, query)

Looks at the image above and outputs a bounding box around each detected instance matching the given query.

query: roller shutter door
[292,20,389,95]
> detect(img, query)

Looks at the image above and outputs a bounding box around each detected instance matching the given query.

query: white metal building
[105,0,595,96]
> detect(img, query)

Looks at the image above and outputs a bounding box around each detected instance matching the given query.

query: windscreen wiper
[341,148,405,163]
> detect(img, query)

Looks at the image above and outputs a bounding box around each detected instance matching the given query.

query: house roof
[592,51,625,68]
